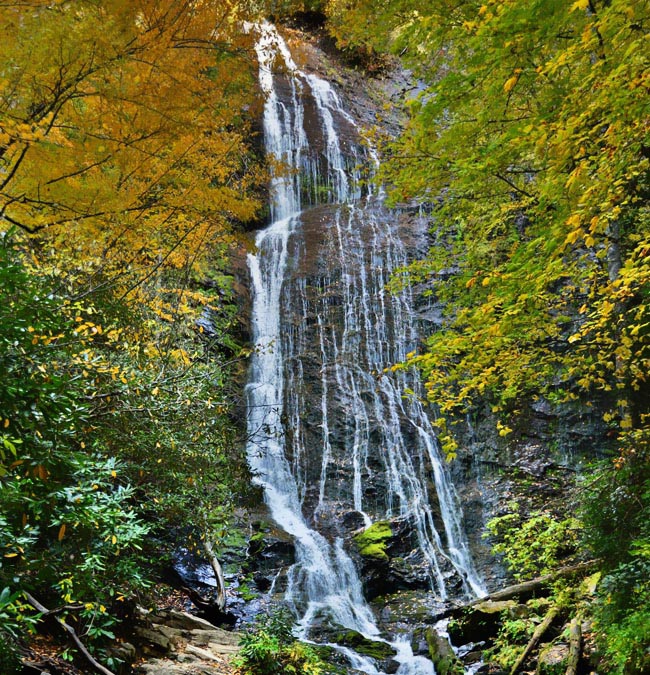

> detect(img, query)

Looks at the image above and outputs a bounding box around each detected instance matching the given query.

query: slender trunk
[606,219,622,282]
[203,539,226,612]
[24,593,116,675]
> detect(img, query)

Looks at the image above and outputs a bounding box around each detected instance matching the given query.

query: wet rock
[374,590,446,629]
[310,620,397,661]
[335,629,396,661]
[387,551,431,591]
[352,518,438,598]
[340,509,368,532]
[245,523,295,589]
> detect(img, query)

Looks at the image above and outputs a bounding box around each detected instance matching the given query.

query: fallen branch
[566,615,582,675]
[510,604,560,675]
[436,561,597,621]
[24,593,116,675]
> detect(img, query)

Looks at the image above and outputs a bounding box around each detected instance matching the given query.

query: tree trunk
[435,560,597,621]
[606,219,622,282]
[203,539,226,613]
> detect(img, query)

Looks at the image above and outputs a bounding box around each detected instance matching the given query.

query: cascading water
[246,22,485,674]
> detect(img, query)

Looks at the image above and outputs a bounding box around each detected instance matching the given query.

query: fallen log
[436,561,597,621]
[565,616,582,675]
[510,604,560,675]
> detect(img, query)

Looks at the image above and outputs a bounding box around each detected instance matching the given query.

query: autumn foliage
[0,0,263,665]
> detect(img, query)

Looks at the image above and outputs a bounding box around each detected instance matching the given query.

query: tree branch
[24,592,116,675]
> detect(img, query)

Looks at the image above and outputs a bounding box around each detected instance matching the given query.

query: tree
[0,1,263,665]
[326,0,649,452]
[0,0,261,281]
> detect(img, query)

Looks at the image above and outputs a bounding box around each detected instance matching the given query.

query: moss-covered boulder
[331,627,397,660]
[353,521,393,561]
[425,629,464,675]
[536,642,569,674]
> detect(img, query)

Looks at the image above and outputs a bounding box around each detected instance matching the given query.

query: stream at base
[245,22,486,674]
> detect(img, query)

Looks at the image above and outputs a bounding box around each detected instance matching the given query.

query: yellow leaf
[58,523,66,541]
[112,535,117,545]
[571,0,590,11]
[3,418,8,428]
[504,75,519,93]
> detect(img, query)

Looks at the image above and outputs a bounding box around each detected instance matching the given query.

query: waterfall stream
[245,22,485,673]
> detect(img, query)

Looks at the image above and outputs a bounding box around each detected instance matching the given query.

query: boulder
[424,629,464,675]
[536,642,570,675]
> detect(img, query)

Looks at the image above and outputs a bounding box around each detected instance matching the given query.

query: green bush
[485,504,581,580]
[0,633,22,675]
[580,435,650,674]
[236,608,325,675]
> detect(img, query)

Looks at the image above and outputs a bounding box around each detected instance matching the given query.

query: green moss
[353,521,392,561]
[332,629,396,659]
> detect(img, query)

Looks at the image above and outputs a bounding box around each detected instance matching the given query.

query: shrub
[236,607,324,675]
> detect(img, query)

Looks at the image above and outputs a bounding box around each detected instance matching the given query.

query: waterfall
[246,22,485,674]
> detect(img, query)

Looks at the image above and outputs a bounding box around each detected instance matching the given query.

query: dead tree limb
[203,539,226,613]
[178,539,226,614]
[436,561,597,621]
[566,615,582,675]
[24,592,116,675]
[509,605,560,675]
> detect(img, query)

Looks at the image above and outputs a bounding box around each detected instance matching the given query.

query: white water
[246,22,485,674]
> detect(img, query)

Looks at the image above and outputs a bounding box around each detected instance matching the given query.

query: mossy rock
[331,627,397,660]
[425,629,464,675]
[353,521,393,561]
